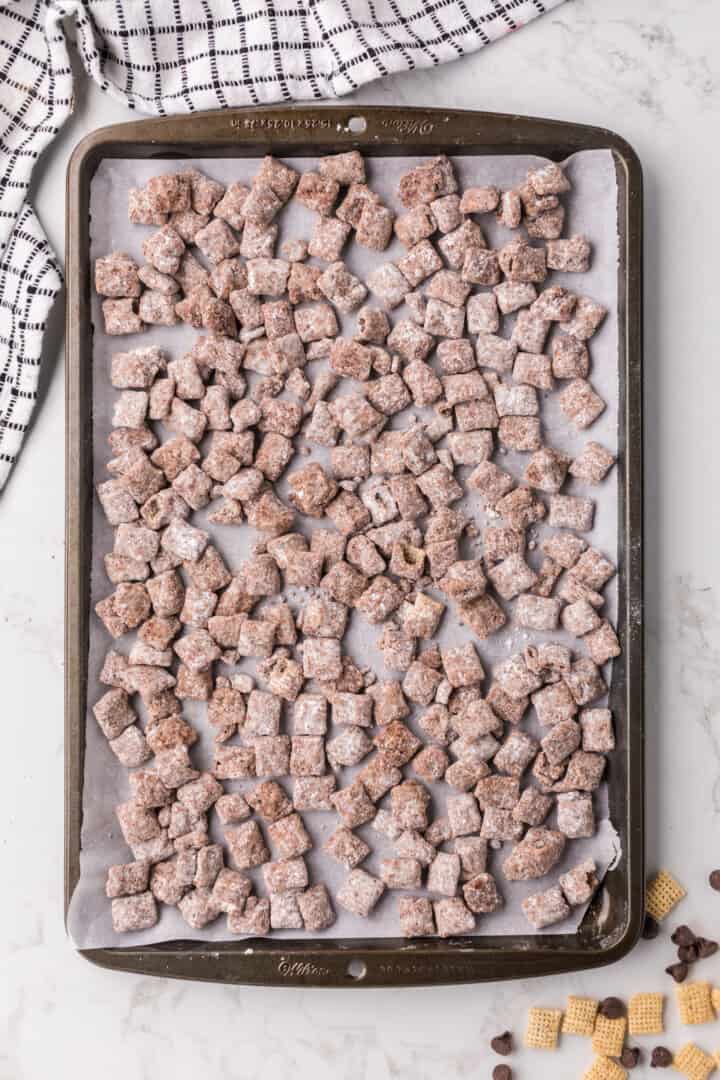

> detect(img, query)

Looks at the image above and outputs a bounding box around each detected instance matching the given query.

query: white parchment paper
[68,150,620,949]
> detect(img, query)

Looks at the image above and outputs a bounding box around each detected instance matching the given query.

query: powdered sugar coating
[88,151,621,945]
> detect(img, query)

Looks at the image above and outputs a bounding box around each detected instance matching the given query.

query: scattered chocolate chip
[665,961,689,983]
[492,1067,512,1080]
[671,924,696,947]
[677,943,698,964]
[650,1046,673,1068]
[490,1032,513,1056]
[642,914,660,940]
[621,1047,641,1069]
[599,996,625,1019]
[709,869,720,891]
[696,937,718,959]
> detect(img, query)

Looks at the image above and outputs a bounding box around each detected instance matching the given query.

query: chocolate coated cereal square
[463,872,502,914]
[211,181,250,229]
[227,895,270,935]
[447,793,483,837]
[298,883,336,931]
[293,776,336,812]
[96,253,142,298]
[433,897,475,937]
[546,492,595,533]
[323,827,370,869]
[466,292,500,334]
[111,891,158,933]
[326,727,372,768]
[427,852,461,896]
[103,299,144,336]
[569,441,616,484]
[267,812,312,860]
[337,869,385,918]
[317,261,368,312]
[532,681,578,726]
[142,225,185,275]
[559,379,606,430]
[580,708,615,752]
[395,205,436,248]
[331,782,376,828]
[356,202,394,251]
[546,234,592,273]
[522,884,569,929]
[398,156,457,208]
[366,262,409,309]
[308,216,351,261]
[290,736,326,777]
[295,171,339,215]
[242,184,283,227]
[225,821,270,870]
[557,791,595,838]
[252,735,291,778]
[564,295,607,340]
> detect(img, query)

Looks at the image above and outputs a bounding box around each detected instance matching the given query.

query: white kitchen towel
[0,0,565,488]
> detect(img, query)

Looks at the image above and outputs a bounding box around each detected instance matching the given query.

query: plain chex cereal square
[525,1007,563,1050]
[677,982,715,1026]
[582,1057,627,1080]
[628,992,664,1035]
[674,1043,716,1080]
[646,869,686,922]
[562,995,599,1036]
[713,988,720,1014]
[591,1015,627,1058]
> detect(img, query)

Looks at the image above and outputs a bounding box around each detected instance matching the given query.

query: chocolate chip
[642,914,660,940]
[599,996,625,1019]
[650,1046,673,1068]
[665,961,689,983]
[677,943,698,964]
[492,1067,512,1080]
[621,1047,641,1069]
[671,924,696,947]
[490,1032,513,1056]
[696,937,718,959]
[709,869,720,891]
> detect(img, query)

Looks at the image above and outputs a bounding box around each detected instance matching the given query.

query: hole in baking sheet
[347,116,367,133]
[346,959,367,980]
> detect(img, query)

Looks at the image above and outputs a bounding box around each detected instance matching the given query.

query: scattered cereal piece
[628,993,664,1036]
[525,1006,563,1050]
[673,1044,715,1080]
[582,1058,627,1080]
[592,1014,628,1057]
[647,870,687,923]
[676,982,715,1026]
[562,995,599,1036]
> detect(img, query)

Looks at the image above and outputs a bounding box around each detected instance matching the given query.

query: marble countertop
[3,1,719,1076]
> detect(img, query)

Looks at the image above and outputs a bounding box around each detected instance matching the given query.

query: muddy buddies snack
[88,150,620,945]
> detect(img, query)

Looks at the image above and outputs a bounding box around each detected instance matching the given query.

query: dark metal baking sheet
[65,104,643,987]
